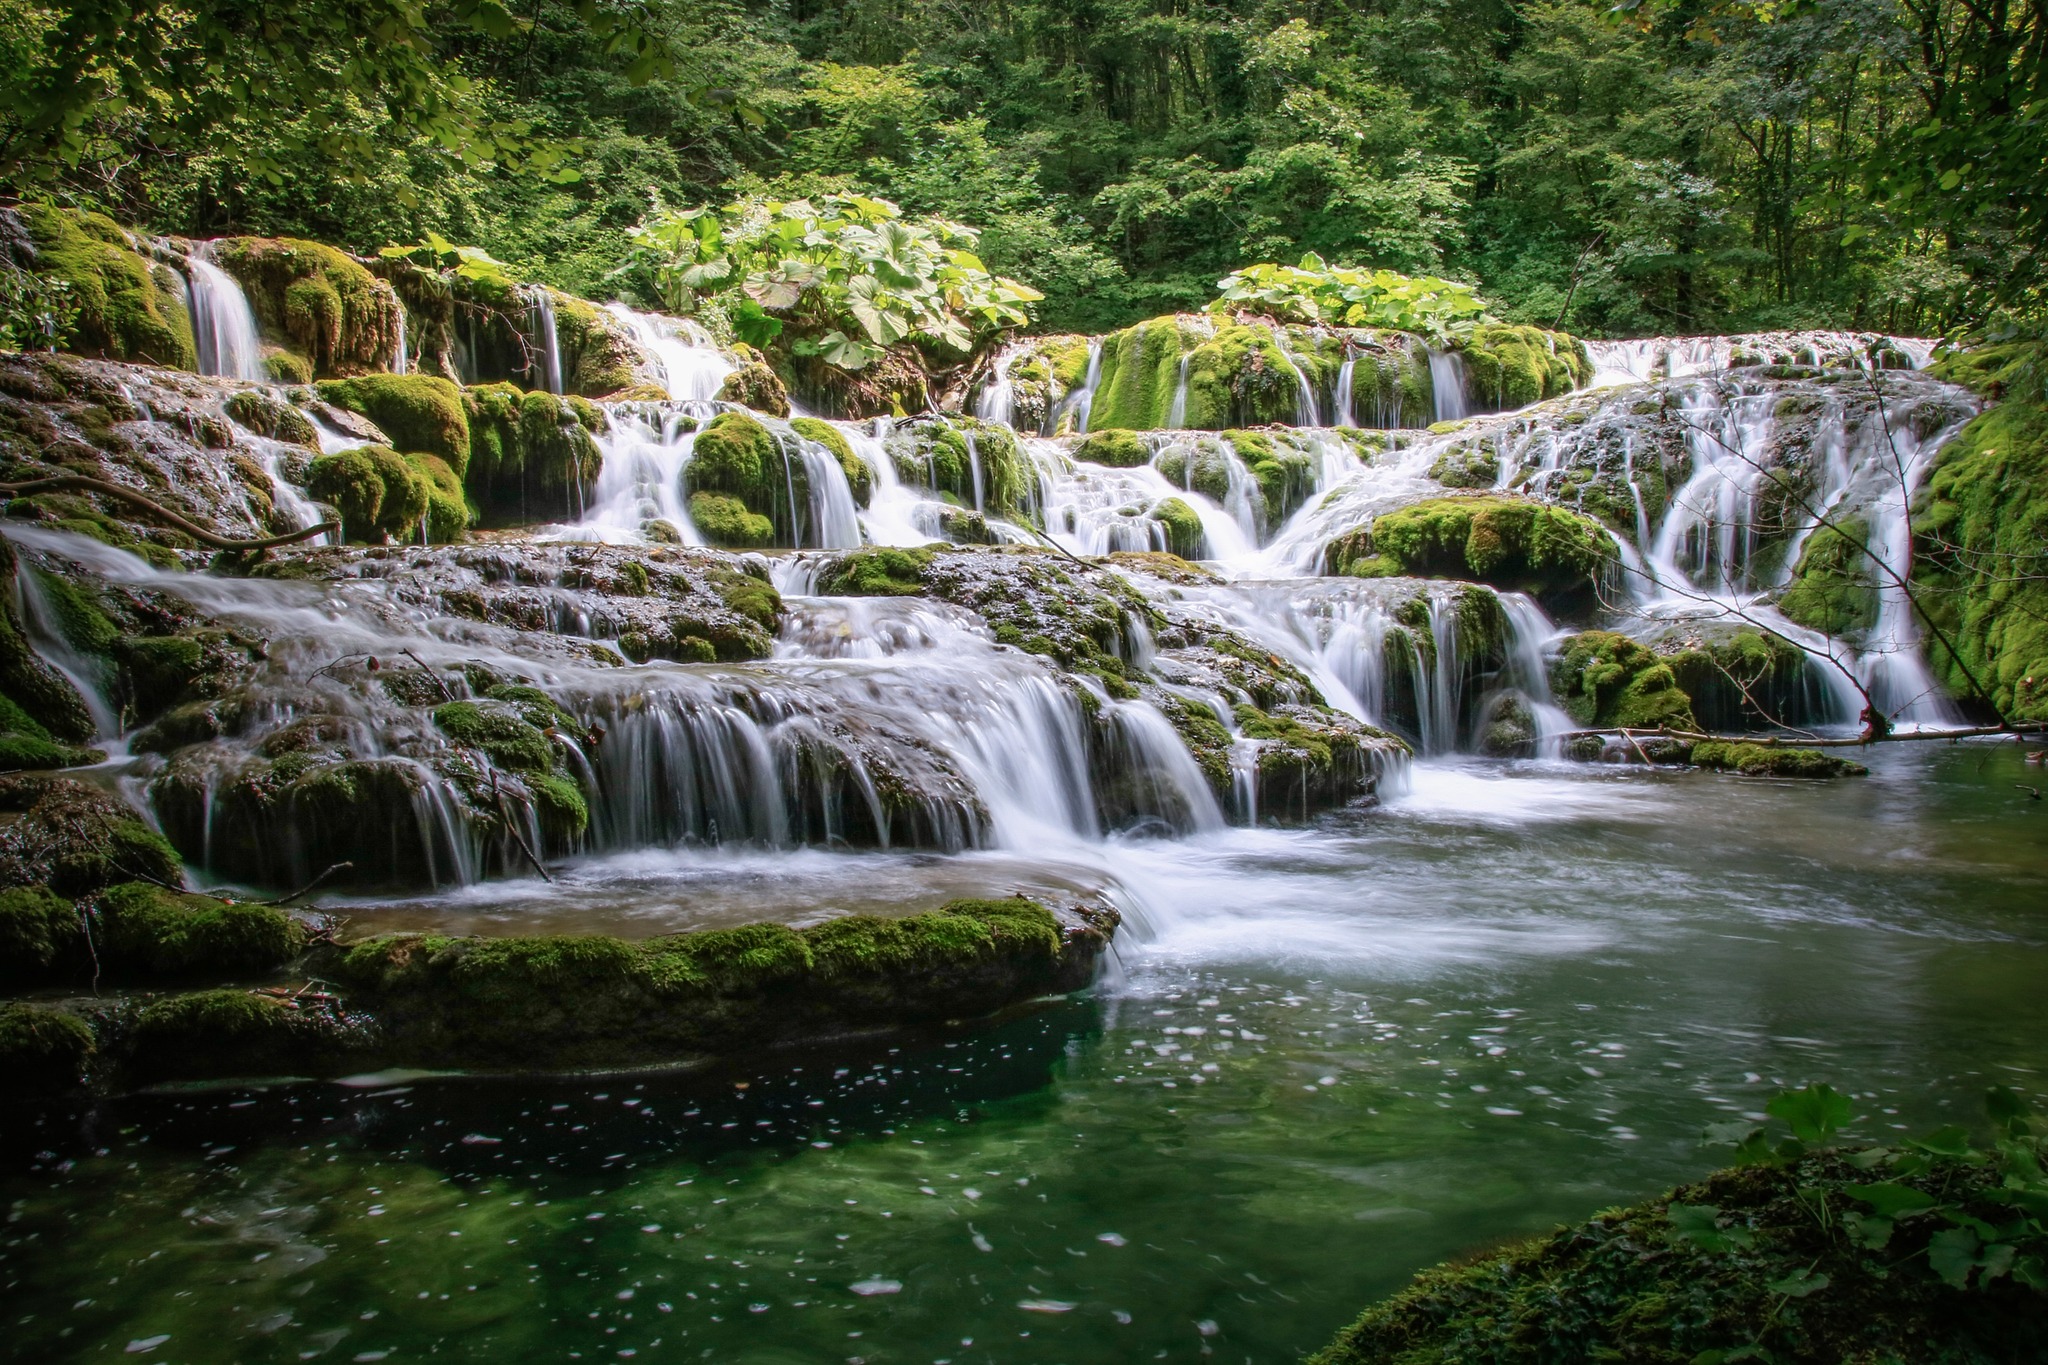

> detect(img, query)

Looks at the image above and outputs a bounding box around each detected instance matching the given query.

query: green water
[6,745,2047,1364]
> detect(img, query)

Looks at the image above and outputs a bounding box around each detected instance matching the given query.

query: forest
[4,0,2042,338]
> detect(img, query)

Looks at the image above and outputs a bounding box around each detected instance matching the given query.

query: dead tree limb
[0,474,337,551]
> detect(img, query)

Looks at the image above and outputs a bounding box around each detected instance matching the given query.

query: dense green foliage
[3,0,2038,337]
[1325,496,1614,601]
[1211,256,1486,343]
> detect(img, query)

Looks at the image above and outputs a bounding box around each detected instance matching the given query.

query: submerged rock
[1689,740,1868,778]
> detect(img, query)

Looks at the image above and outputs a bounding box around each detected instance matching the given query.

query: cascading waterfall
[604,303,734,400]
[1055,341,1104,434]
[1334,357,1356,429]
[528,286,564,394]
[1166,355,1192,429]
[391,294,410,375]
[184,246,266,382]
[975,346,1021,428]
[1428,348,1468,423]
[552,404,711,545]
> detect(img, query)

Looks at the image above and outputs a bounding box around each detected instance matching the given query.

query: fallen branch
[0,474,338,551]
[262,861,356,906]
[1556,722,2037,750]
[488,770,554,883]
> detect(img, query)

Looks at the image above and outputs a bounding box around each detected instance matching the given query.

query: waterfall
[1166,355,1192,429]
[1054,341,1103,434]
[975,346,1020,428]
[785,428,865,549]
[185,247,265,382]
[604,303,734,400]
[391,295,410,375]
[847,419,939,548]
[550,405,709,545]
[1275,332,1321,426]
[1428,349,1468,423]
[1495,594,1574,757]
[963,429,986,513]
[7,555,120,739]
[1583,331,1939,391]
[528,287,564,394]
[1334,357,1356,428]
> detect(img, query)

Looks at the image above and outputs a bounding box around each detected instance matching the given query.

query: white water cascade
[1056,341,1104,434]
[1428,348,1468,423]
[391,293,410,375]
[185,247,266,382]
[1334,357,1357,428]
[528,287,564,394]
[975,346,1021,428]
[604,303,734,400]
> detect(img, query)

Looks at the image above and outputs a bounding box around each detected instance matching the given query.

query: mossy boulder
[1552,630,1699,732]
[113,628,255,721]
[1075,428,1151,468]
[1778,521,1880,635]
[688,491,775,547]
[1911,355,2048,722]
[306,445,447,543]
[315,374,470,470]
[818,546,934,596]
[223,389,318,445]
[126,988,352,1083]
[213,236,400,377]
[1661,627,1818,732]
[321,897,1097,1068]
[0,1003,96,1095]
[719,359,792,417]
[548,292,642,396]
[1308,1151,2029,1365]
[15,205,198,370]
[886,418,1031,521]
[1152,496,1205,559]
[462,382,601,525]
[684,411,798,545]
[0,884,85,983]
[1690,740,1868,777]
[1456,324,1590,412]
[92,881,306,979]
[432,699,557,772]
[1326,496,1614,604]
[790,417,872,506]
[0,775,183,897]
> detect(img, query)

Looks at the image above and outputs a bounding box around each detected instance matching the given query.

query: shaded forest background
[2,0,2042,338]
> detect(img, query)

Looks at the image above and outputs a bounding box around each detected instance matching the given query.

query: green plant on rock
[95,881,304,978]
[432,700,556,772]
[624,193,1042,370]
[1075,428,1151,468]
[1551,630,1699,731]
[305,446,445,543]
[14,205,196,369]
[376,234,521,299]
[1210,254,1487,345]
[315,374,470,469]
[687,491,774,547]
[0,1002,95,1094]
[1326,496,1613,601]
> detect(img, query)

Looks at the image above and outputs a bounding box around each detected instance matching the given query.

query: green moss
[0,734,100,771]
[1087,318,1197,431]
[409,453,471,542]
[1552,630,1700,731]
[1076,428,1151,468]
[688,491,775,547]
[96,881,304,978]
[1152,496,1204,558]
[1223,430,1318,524]
[1456,324,1589,411]
[432,700,556,772]
[0,776,185,897]
[127,988,341,1082]
[688,410,776,499]
[1778,521,1879,635]
[0,1002,95,1094]
[527,772,590,842]
[549,292,642,396]
[1663,628,1815,731]
[710,565,783,630]
[1326,496,1614,602]
[305,445,446,543]
[1309,1152,2022,1365]
[1911,374,2048,722]
[459,382,601,525]
[818,546,934,596]
[224,389,318,446]
[213,236,399,376]
[304,449,383,539]
[1690,741,1867,777]
[0,884,85,982]
[316,374,470,470]
[719,359,792,417]
[16,205,197,370]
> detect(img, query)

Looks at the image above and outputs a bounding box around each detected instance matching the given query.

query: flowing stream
[7,744,2045,1364]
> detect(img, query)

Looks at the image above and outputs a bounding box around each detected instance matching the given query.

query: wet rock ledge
[0,877,1118,1094]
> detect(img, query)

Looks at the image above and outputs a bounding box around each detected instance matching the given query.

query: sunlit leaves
[1766,1083,1851,1147]
[1210,255,1489,344]
[624,193,1039,370]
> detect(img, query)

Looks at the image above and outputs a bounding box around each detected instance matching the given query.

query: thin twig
[0,475,338,551]
[262,861,356,906]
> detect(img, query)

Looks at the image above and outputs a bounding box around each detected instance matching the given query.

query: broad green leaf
[1927,1226,1981,1288]
[1765,1268,1829,1298]
[1911,1125,1978,1159]
[1853,1181,1939,1217]
[1767,1084,1853,1146]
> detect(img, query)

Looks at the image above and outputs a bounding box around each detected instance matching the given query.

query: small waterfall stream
[185,247,266,382]
[528,287,564,394]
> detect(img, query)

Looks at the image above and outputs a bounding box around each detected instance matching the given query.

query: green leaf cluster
[1212,254,1489,345]
[623,193,1042,370]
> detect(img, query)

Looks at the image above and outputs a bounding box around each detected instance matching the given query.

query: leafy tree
[1211,254,1490,343]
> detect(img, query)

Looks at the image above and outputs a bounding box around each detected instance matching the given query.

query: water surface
[7,743,2045,1364]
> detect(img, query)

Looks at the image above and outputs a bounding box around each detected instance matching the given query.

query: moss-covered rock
[1075,428,1151,468]
[306,445,444,543]
[1,537,99,748]
[790,417,872,506]
[0,774,183,897]
[1456,324,1590,412]
[212,236,400,377]
[462,382,601,525]
[432,699,557,772]
[126,988,352,1083]
[1152,496,1204,559]
[113,628,256,721]
[818,546,934,596]
[0,884,85,983]
[315,374,470,470]
[886,418,1033,521]
[549,292,643,397]
[719,359,792,417]
[1310,1148,2031,1365]
[1326,496,1615,605]
[688,491,775,547]
[1779,521,1880,635]
[223,389,318,445]
[15,205,197,370]
[1913,344,2048,722]
[94,881,305,979]
[1552,630,1699,732]
[1690,740,1868,777]
[0,1003,95,1095]
[320,897,1101,1068]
